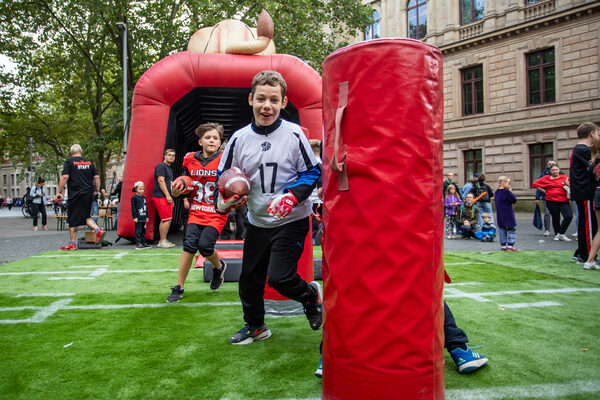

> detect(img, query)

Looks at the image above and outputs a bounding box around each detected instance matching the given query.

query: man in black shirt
[570,122,600,263]
[152,149,176,248]
[55,144,105,250]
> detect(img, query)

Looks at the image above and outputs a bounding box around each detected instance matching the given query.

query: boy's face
[483,216,490,223]
[199,129,221,156]
[249,84,287,126]
[136,185,144,195]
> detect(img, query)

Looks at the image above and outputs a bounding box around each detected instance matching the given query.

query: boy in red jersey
[166,123,229,302]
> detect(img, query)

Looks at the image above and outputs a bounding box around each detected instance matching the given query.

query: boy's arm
[131,197,139,220]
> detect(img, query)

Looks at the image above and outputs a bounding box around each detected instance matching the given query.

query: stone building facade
[353,0,600,198]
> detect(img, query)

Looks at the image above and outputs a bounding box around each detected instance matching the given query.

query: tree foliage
[0,0,370,186]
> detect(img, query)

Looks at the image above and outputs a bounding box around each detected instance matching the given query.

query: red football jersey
[182,151,228,231]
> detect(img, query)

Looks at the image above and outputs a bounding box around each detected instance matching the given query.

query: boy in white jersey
[216,70,323,345]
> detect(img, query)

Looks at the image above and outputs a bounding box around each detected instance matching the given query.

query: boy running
[166,123,229,302]
[216,70,323,345]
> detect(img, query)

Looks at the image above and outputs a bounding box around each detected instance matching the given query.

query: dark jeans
[31,202,47,227]
[459,223,477,239]
[546,200,573,235]
[240,217,315,327]
[444,301,469,351]
[134,221,146,245]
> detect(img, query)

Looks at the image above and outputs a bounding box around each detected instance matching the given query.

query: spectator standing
[535,160,557,236]
[152,149,176,248]
[0,195,4,209]
[495,176,519,251]
[131,181,150,250]
[457,193,479,239]
[471,173,494,226]
[583,138,600,270]
[444,184,462,239]
[460,177,476,200]
[6,196,13,210]
[570,122,600,264]
[216,70,322,345]
[102,177,122,229]
[55,144,106,250]
[532,164,572,241]
[30,177,48,231]
[443,172,461,198]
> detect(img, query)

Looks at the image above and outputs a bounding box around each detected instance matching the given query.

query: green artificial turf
[1,249,599,399]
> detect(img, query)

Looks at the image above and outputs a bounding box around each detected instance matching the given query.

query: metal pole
[116,22,128,160]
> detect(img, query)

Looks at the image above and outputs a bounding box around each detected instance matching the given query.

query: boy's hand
[171,181,183,198]
[134,218,138,223]
[268,192,298,219]
[216,187,248,213]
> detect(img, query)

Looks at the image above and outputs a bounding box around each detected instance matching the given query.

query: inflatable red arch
[120,51,322,241]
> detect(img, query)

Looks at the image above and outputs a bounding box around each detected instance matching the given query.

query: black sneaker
[228,323,271,345]
[166,285,184,302]
[303,281,323,330]
[142,243,152,249]
[210,260,227,290]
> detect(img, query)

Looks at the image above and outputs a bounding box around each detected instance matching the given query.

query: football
[218,167,251,198]
[174,175,195,195]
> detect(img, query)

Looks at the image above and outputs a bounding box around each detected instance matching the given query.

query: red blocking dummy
[321,39,445,400]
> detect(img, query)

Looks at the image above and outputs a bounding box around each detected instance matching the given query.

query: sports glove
[267,192,298,219]
[216,187,248,214]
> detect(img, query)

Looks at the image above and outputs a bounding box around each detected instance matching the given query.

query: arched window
[408,0,427,40]
[461,0,484,25]
[365,9,381,40]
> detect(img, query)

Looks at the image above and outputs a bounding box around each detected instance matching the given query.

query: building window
[11,174,15,185]
[464,149,482,180]
[2,174,6,185]
[529,143,554,187]
[408,0,427,40]
[527,48,555,106]
[526,0,541,4]
[461,65,484,116]
[460,0,484,25]
[365,9,381,40]
[16,188,20,197]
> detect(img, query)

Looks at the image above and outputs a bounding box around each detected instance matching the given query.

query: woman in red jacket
[533,164,573,241]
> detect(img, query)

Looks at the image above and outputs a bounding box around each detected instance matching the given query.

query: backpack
[475,183,490,202]
[25,187,35,206]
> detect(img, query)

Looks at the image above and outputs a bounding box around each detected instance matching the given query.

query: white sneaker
[557,234,572,242]
[583,262,599,270]
[572,232,578,238]
[554,234,560,241]
[543,230,550,237]
[165,240,176,248]
[157,240,171,249]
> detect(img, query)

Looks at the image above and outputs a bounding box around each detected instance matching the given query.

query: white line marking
[48,277,94,280]
[444,287,600,302]
[0,299,73,324]
[445,287,492,302]
[498,301,562,309]
[0,301,240,313]
[15,293,75,297]
[445,262,484,265]
[68,265,110,268]
[445,380,600,400]
[89,267,108,277]
[0,269,178,276]
[445,282,483,287]
[32,253,178,258]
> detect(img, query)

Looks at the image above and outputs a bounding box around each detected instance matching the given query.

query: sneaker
[229,323,271,345]
[165,240,176,247]
[543,230,550,237]
[575,257,586,265]
[572,232,578,238]
[95,228,106,245]
[557,234,572,242]
[210,260,227,290]
[447,235,452,239]
[157,240,171,249]
[583,262,597,270]
[554,234,560,241]
[501,246,507,251]
[166,285,184,302]
[60,243,77,251]
[315,355,323,378]
[135,244,144,250]
[33,226,38,231]
[42,226,48,231]
[450,345,488,374]
[142,243,152,249]
[506,246,521,252]
[303,281,323,330]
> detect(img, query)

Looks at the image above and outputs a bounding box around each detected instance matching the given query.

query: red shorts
[152,196,173,222]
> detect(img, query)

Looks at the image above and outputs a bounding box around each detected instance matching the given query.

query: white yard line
[444,287,600,301]
[32,252,178,258]
[445,282,483,286]
[47,277,95,280]
[0,299,73,325]
[219,380,600,400]
[445,262,484,265]
[0,269,178,276]
[499,301,563,309]
[15,293,75,297]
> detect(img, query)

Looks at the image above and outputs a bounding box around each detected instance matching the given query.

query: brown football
[218,168,251,198]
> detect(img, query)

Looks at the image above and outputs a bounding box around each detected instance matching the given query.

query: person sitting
[457,193,479,239]
[474,212,496,242]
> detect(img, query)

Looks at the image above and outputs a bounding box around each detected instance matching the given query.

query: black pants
[31,203,47,227]
[444,301,469,351]
[459,223,477,238]
[240,217,315,327]
[183,224,219,257]
[546,200,573,235]
[574,200,597,260]
[134,221,146,245]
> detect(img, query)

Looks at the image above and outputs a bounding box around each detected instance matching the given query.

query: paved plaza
[0,205,579,264]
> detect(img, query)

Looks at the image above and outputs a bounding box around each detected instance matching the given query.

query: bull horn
[226,9,274,55]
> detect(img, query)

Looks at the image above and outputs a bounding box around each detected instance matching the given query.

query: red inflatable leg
[321,39,445,400]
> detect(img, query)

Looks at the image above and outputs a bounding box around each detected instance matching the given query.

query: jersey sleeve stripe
[221,137,238,172]
[292,132,315,171]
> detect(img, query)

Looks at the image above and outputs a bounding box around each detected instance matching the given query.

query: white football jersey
[219,119,319,228]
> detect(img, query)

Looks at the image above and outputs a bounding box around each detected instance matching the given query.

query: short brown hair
[164,149,175,156]
[577,122,599,139]
[251,70,287,98]
[195,122,224,140]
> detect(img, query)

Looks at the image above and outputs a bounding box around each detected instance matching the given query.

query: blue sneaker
[315,355,323,378]
[450,345,488,374]
[228,323,271,345]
